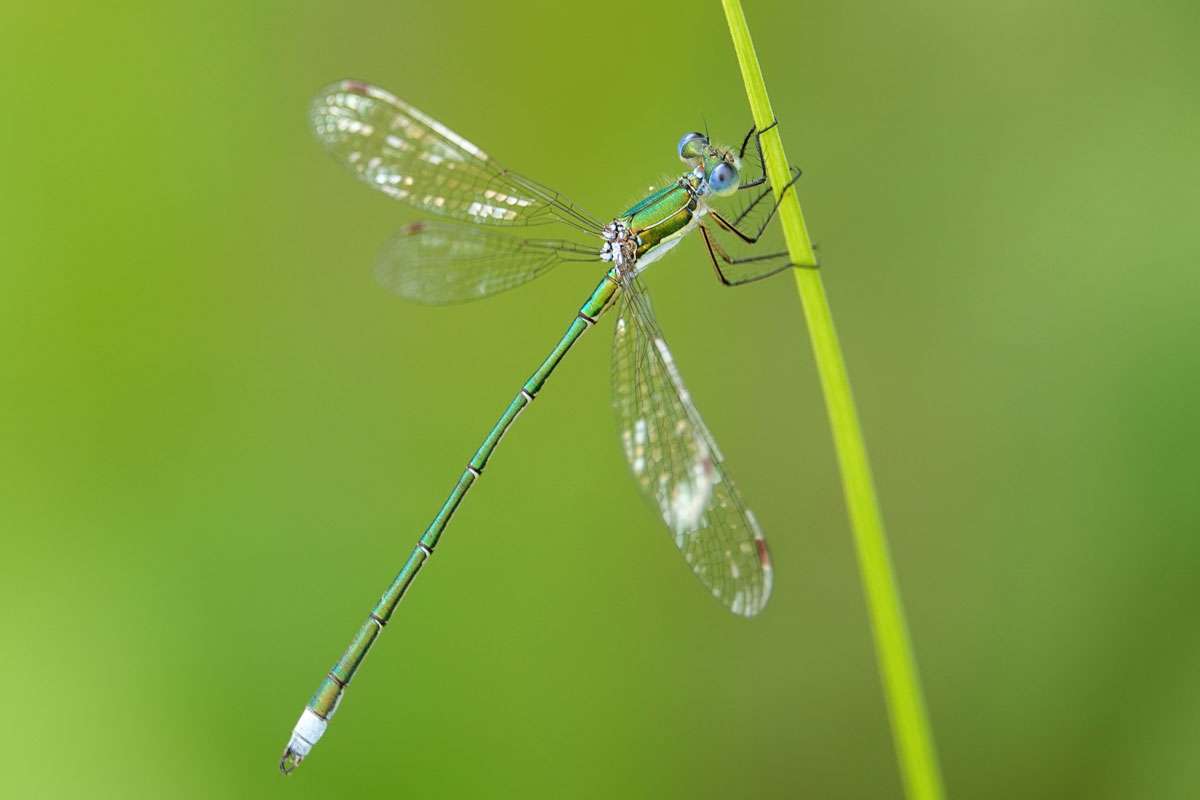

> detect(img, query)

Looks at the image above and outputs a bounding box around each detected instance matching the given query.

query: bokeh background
[3,1,1199,797]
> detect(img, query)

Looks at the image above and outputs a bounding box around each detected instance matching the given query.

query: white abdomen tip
[279,708,327,774]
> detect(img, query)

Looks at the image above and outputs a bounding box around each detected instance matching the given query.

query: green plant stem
[720,2,945,798]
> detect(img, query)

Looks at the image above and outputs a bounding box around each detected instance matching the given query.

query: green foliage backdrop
[2,1,1198,797]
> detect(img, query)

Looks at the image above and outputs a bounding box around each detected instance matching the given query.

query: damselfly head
[696,142,740,197]
[678,131,742,197]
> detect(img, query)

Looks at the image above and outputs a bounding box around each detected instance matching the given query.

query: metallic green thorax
[301,269,621,726]
[621,176,701,258]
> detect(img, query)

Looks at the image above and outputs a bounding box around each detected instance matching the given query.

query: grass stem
[720,2,945,797]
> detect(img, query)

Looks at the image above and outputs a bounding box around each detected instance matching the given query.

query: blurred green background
[3,1,1199,797]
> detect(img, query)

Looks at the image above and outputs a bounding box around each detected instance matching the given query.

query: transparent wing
[611,277,773,616]
[311,80,604,235]
[375,220,600,305]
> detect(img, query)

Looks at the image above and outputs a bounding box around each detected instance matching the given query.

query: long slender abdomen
[280,269,621,774]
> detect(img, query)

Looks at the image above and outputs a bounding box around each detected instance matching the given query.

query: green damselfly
[281,79,811,773]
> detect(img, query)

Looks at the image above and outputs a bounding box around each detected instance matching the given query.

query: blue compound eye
[677,131,707,162]
[708,161,739,194]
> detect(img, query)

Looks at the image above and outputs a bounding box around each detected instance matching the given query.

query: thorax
[600,173,706,277]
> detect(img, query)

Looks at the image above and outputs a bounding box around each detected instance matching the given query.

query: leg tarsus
[701,223,819,287]
[736,117,782,191]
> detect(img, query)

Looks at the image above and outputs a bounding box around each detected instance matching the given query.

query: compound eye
[677,131,707,162]
[708,162,739,194]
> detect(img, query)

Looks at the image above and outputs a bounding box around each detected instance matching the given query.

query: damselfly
[281,79,812,773]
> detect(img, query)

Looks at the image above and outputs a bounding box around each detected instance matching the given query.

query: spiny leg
[734,118,780,191]
[711,166,803,245]
[727,164,801,231]
[700,223,817,287]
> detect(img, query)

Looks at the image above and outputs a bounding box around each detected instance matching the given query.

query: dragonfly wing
[375,220,600,305]
[311,80,604,234]
[611,278,773,616]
